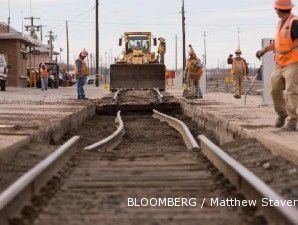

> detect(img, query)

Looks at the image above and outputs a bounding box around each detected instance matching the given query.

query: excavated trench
[11,113,264,225]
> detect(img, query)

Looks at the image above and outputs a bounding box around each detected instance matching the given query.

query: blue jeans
[194,80,203,97]
[41,78,48,91]
[77,76,87,99]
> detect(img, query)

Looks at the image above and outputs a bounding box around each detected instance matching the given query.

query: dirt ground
[13,114,263,225]
[221,139,298,203]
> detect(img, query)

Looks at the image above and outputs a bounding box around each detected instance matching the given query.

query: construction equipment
[0,54,8,91]
[110,32,166,91]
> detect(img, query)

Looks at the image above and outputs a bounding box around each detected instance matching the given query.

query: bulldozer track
[0,111,298,225]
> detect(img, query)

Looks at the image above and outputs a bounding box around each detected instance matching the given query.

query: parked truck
[0,54,8,91]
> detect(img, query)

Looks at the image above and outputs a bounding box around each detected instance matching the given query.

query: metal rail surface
[198,135,298,225]
[152,88,164,103]
[84,111,125,151]
[152,109,199,151]
[0,136,80,225]
[113,89,125,105]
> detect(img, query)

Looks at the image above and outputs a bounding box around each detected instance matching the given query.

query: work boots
[285,119,297,131]
[275,116,287,128]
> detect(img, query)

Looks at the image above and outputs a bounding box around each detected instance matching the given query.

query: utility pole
[104,51,107,87]
[24,16,40,70]
[24,16,40,36]
[203,31,208,83]
[90,53,93,75]
[237,27,241,49]
[203,31,207,66]
[21,11,24,33]
[110,49,113,65]
[175,35,178,72]
[95,0,100,87]
[36,25,46,41]
[181,0,186,76]
[8,0,11,32]
[45,30,56,63]
[100,56,103,79]
[66,20,70,74]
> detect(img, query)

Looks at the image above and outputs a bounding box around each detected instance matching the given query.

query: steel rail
[152,109,199,151]
[0,136,80,225]
[113,89,122,104]
[84,111,125,151]
[198,135,298,225]
[153,88,164,103]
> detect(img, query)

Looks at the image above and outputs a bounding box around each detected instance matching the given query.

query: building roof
[35,45,59,55]
[0,22,42,47]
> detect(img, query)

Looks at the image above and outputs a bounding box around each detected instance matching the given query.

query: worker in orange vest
[74,50,89,100]
[185,45,203,99]
[230,49,249,99]
[40,64,48,91]
[256,0,298,131]
[29,69,37,88]
[157,37,166,64]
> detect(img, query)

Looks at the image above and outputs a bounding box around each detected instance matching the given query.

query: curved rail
[113,89,122,104]
[198,135,298,225]
[153,88,164,103]
[152,109,199,151]
[0,136,80,225]
[84,111,125,151]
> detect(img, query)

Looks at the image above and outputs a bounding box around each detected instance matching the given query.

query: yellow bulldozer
[110,32,166,91]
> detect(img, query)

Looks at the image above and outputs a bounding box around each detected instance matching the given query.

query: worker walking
[74,50,89,100]
[256,0,298,131]
[29,69,37,88]
[230,49,249,99]
[40,64,48,91]
[185,45,203,99]
[157,37,166,64]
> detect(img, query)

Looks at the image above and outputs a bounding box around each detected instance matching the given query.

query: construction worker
[157,37,166,64]
[256,0,298,131]
[29,69,37,88]
[40,64,48,91]
[230,49,249,99]
[185,45,203,99]
[74,50,89,100]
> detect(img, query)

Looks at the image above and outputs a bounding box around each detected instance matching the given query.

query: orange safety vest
[74,59,88,76]
[186,58,203,81]
[275,14,298,66]
[40,68,48,78]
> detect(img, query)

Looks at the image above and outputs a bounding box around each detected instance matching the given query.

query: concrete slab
[0,135,30,163]
[167,89,298,165]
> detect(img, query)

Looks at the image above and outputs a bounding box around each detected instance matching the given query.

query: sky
[0,0,298,69]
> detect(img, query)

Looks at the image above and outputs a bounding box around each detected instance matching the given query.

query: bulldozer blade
[110,64,165,91]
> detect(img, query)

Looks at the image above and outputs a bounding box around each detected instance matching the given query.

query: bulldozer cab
[111,32,165,91]
[123,33,152,54]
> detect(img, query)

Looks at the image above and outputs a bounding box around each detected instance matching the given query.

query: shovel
[244,66,263,106]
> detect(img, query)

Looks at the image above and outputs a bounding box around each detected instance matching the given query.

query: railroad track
[0,111,298,225]
[113,89,164,105]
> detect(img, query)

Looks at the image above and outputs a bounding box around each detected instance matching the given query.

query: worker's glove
[256,49,266,60]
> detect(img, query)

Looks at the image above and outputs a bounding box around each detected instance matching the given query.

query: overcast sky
[1,0,298,69]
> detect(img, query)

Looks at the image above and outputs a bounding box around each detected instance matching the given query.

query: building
[27,45,59,69]
[0,22,42,87]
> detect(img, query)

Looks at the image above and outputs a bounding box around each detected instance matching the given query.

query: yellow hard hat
[235,49,242,54]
